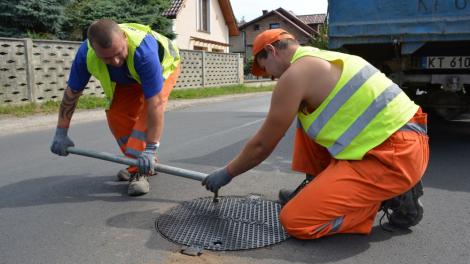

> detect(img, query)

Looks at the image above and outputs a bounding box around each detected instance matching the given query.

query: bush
[244,57,253,76]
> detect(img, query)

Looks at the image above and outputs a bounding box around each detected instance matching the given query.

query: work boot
[117,168,131,181]
[128,173,150,196]
[117,168,157,181]
[278,174,315,205]
[381,180,424,228]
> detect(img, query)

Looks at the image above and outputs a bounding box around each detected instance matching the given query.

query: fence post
[23,38,36,103]
[236,53,240,84]
[201,50,205,88]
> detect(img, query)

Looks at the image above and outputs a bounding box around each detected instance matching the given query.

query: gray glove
[50,127,74,156]
[137,142,159,175]
[202,166,233,193]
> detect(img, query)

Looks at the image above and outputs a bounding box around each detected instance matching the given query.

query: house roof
[162,0,239,36]
[239,7,322,38]
[297,14,326,25]
[161,0,184,18]
[218,0,239,36]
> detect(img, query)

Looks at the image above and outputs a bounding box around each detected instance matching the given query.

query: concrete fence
[0,37,244,106]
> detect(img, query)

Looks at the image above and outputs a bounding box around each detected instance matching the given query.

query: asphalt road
[0,95,469,264]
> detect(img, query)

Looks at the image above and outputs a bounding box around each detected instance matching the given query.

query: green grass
[169,84,274,99]
[0,95,109,117]
[0,84,275,118]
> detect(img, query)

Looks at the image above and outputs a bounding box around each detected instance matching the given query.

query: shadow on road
[105,206,413,263]
[0,174,182,209]
[172,113,470,194]
[424,115,470,193]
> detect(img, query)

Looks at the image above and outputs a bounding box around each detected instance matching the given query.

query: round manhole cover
[156,195,289,251]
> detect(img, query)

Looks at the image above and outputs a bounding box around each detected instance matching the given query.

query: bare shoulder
[281,56,342,108]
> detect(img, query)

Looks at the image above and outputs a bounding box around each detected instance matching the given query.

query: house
[229,22,246,55]
[162,0,239,52]
[230,8,325,59]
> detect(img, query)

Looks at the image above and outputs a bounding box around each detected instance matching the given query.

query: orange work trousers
[280,108,429,239]
[106,63,180,172]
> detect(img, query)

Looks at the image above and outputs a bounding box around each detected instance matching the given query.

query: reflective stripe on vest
[86,23,180,110]
[295,47,419,160]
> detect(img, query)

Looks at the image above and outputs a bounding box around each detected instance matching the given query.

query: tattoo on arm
[60,89,81,121]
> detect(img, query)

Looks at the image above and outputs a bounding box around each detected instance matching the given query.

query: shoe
[128,173,150,196]
[117,168,131,181]
[278,174,315,205]
[381,180,424,229]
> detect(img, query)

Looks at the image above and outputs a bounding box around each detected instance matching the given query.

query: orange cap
[251,29,295,76]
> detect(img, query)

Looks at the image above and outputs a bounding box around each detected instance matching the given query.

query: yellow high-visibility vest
[86,23,180,110]
[294,47,418,160]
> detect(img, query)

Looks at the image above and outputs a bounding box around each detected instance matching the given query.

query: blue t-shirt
[68,34,164,99]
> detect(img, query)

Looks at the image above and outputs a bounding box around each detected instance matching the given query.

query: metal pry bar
[67,146,207,182]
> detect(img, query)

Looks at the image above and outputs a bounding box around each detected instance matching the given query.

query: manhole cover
[156,195,289,251]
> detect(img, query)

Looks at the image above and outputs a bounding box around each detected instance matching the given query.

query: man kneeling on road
[202,29,429,239]
[50,19,180,196]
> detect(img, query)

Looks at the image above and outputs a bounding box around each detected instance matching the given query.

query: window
[199,0,210,32]
[270,23,280,29]
[254,24,260,30]
[194,45,208,51]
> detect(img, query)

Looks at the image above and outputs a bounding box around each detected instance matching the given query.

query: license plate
[423,56,470,69]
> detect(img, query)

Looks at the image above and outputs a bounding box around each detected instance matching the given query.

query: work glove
[202,166,233,193]
[50,127,74,156]
[137,141,159,175]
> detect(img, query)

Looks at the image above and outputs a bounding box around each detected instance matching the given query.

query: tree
[310,23,329,50]
[0,0,72,39]
[64,0,175,41]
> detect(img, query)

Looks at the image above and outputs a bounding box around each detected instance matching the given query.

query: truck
[327,0,470,120]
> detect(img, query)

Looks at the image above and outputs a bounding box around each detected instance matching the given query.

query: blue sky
[230,0,328,22]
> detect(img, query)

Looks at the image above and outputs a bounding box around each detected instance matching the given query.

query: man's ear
[264,44,275,54]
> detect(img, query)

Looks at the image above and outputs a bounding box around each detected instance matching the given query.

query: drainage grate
[156,195,289,251]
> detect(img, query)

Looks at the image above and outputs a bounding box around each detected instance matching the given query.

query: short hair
[255,38,299,60]
[87,19,123,49]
